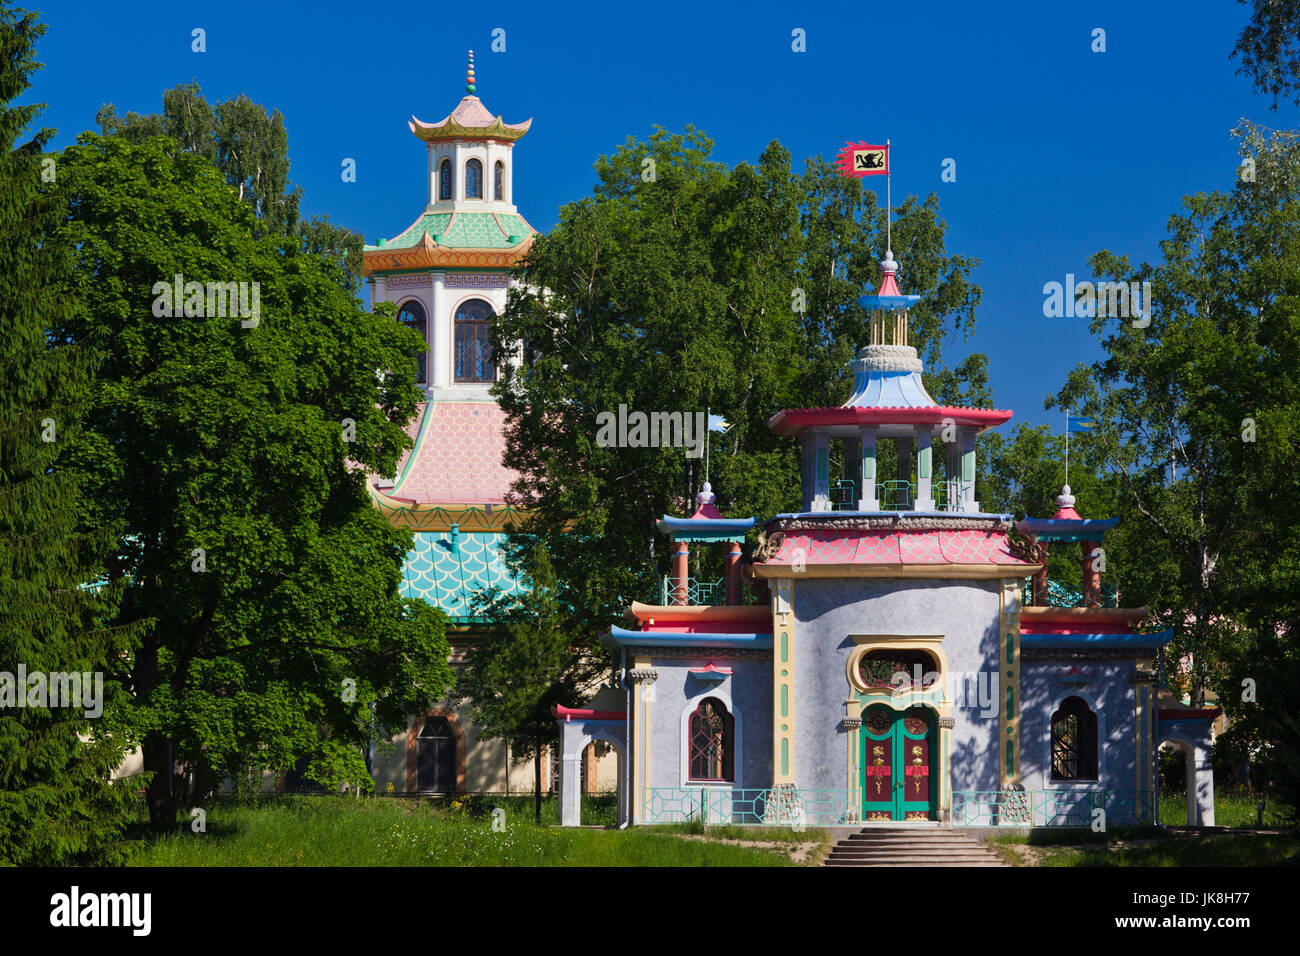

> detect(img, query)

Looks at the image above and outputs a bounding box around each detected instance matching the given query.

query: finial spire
[466,50,476,94]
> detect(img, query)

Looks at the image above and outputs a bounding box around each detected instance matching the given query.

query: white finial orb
[881,250,898,273]
[697,482,715,506]
[1057,484,1076,509]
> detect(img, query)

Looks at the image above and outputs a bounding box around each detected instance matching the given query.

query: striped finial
[466,50,476,94]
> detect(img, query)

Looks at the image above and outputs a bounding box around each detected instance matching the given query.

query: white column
[373,275,387,304]
[915,429,936,511]
[812,431,830,512]
[959,428,979,512]
[858,426,879,510]
[431,272,450,388]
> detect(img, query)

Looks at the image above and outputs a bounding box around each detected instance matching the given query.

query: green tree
[1232,0,1300,110]
[459,545,599,824]
[492,127,985,641]
[0,2,144,864]
[97,83,363,281]
[1055,122,1300,725]
[51,130,452,831]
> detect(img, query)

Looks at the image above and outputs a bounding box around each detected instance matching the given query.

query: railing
[952,789,1154,827]
[830,479,857,511]
[1025,580,1120,609]
[879,480,914,511]
[933,478,962,512]
[643,787,851,826]
[649,577,763,607]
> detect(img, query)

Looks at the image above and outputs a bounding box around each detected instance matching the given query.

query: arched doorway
[406,710,465,794]
[861,705,936,821]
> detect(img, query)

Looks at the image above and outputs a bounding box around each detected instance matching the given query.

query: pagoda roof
[604,626,772,651]
[409,94,532,142]
[1016,516,1118,541]
[768,404,1013,436]
[401,528,527,622]
[373,401,517,506]
[363,211,536,275]
[750,527,1039,577]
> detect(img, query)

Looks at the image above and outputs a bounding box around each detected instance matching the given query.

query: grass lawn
[123,796,801,867]
[987,791,1299,866]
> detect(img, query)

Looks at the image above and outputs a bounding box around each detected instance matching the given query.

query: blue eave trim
[604,626,773,650]
[1018,517,1119,537]
[859,293,923,309]
[1020,629,1173,649]
[657,515,756,535]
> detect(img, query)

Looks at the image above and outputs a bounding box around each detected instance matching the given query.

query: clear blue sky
[27,0,1296,428]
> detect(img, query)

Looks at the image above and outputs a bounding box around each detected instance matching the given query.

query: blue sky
[27,0,1295,429]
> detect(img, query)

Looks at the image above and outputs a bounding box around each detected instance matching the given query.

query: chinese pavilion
[556,250,1217,831]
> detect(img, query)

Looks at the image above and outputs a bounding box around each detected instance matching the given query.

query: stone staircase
[824,827,1009,866]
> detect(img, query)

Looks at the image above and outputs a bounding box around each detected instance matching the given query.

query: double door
[861,706,935,821]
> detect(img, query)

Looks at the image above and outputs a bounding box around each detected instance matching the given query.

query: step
[826,859,1007,867]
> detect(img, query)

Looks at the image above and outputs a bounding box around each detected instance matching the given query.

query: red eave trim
[1158,708,1223,722]
[768,405,1013,436]
[552,705,626,722]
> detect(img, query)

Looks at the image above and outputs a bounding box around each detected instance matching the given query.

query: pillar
[895,435,912,510]
[844,436,861,507]
[858,426,879,510]
[1032,540,1050,606]
[1082,539,1102,608]
[558,721,581,827]
[725,540,742,604]
[958,428,978,512]
[673,539,689,605]
[915,429,935,511]
[1190,744,1216,827]
[431,271,449,388]
[812,431,830,512]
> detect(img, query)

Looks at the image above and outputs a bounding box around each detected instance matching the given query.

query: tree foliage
[1231,0,1300,110]
[51,129,452,831]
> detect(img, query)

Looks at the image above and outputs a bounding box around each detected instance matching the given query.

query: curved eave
[369,487,528,531]
[409,115,532,143]
[1017,517,1119,540]
[1019,629,1174,649]
[604,626,773,650]
[655,515,756,539]
[362,234,533,275]
[552,704,625,722]
[626,602,771,624]
[1020,606,1149,627]
[768,405,1013,436]
[859,293,922,309]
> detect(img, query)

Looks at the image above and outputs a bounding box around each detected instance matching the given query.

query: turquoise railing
[653,576,725,606]
[879,480,914,510]
[829,479,857,511]
[1025,580,1120,609]
[952,789,1154,827]
[643,787,851,826]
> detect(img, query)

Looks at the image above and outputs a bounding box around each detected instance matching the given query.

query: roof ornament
[466,49,476,94]
[697,482,716,508]
[1057,484,1076,510]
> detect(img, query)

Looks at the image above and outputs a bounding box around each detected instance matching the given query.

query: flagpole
[1065,408,1070,488]
[705,406,710,484]
[886,138,892,255]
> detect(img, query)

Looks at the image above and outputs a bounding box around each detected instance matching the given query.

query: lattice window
[688,698,734,782]
[1051,696,1098,780]
[439,158,453,200]
[859,648,939,690]
[465,158,483,199]
[397,300,428,384]
[454,298,494,382]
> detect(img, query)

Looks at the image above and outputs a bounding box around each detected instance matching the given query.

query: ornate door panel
[860,707,936,821]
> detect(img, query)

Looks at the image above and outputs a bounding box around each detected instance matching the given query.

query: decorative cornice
[1022,649,1147,662]
[842,716,862,730]
[627,667,659,683]
[626,646,771,661]
[767,514,1014,533]
[937,716,955,729]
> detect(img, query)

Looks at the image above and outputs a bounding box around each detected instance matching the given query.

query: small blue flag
[708,414,731,433]
[1068,417,1098,434]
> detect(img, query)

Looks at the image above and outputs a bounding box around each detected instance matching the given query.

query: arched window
[439,158,453,200]
[454,298,494,382]
[397,300,428,384]
[465,158,483,199]
[1051,696,1098,780]
[494,160,504,200]
[688,697,734,782]
[416,716,456,793]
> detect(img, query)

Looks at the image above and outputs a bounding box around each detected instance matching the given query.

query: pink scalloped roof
[768,404,1013,435]
[765,529,1035,567]
[384,402,517,504]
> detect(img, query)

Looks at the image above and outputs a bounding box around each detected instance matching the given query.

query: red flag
[836,142,889,178]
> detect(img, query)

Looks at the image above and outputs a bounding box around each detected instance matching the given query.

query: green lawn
[123,796,797,867]
[1159,789,1294,828]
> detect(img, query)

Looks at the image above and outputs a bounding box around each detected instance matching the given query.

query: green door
[861,707,936,821]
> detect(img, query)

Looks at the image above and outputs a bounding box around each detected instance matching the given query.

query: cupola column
[672,539,690,606]
[812,431,831,512]
[915,428,935,511]
[725,541,742,604]
[1082,539,1103,608]
[431,272,449,388]
[857,426,879,510]
[958,428,979,512]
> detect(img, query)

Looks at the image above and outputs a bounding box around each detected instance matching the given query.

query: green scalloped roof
[366,212,534,252]
[401,530,528,621]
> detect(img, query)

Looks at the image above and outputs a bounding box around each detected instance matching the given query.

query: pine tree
[0,2,141,865]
